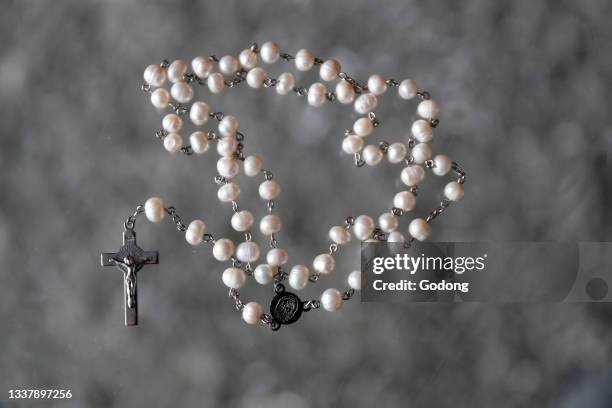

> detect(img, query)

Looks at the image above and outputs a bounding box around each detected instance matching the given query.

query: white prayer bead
[329,226,351,245]
[254,264,274,285]
[243,155,263,177]
[162,113,182,133]
[242,302,263,324]
[231,210,254,232]
[189,101,210,126]
[433,155,452,176]
[217,137,238,156]
[217,157,240,178]
[295,48,314,71]
[444,181,464,201]
[347,271,362,290]
[170,82,193,103]
[207,73,225,94]
[387,142,407,163]
[213,238,235,261]
[185,220,206,246]
[219,55,239,76]
[192,56,213,79]
[217,183,240,202]
[401,165,425,186]
[387,231,405,243]
[276,72,295,95]
[321,288,342,311]
[320,59,340,81]
[378,212,399,232]
[260,41,280,64]
[409,218,432,241]
[167,60,187,83]
[144,197,165,223]
[150,88,170,109]
[218,115,240,138]
[362,145,383,166]
[354,93,378,114]
[236,241,260,263]
[353,117,373,137]
[259,180,281,200]
[418,100,440,119]
[260,214,282,235]
[335,81,356,104]
[342,135,364,154]
[411,120,433,143]
[313,254,335,274]
[353,215,375,241]
[144,64,166,87]
[246,67,266,88]
[239,49,258,70]
[289,265,310,290]
[367,74,387,95]
[267,248,288,266]
[411,143,432,164]
[398,79,417,99]
[222,267,245,289]
[393,191,416,211]
[308,83,327,107]
[163,133,182,153]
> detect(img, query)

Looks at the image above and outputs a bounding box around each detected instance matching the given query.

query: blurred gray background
[1,0,612,407]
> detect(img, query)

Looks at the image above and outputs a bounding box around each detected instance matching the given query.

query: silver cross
[100,229,158,326]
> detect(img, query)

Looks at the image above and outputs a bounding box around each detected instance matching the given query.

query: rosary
[100,42,467,330]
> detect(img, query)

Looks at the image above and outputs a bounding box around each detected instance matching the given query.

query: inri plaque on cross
[100,229,158,326]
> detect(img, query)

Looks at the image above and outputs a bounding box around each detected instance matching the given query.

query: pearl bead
[409,218,432,241]
[242,302,263,324]
[259,180,281,200]
[213,238,235,261]
[295,48,314,71]
[243,155,262,177]
[313,254,335,274]
[329,226,351,245]
[217,182,240,202]
[190,132,209,154]
[444,181,464,201]
[150,88,170,109]
[189,101,210,126]
[276,72,295,95]
[162,113,182,133]
[398,79,417,99]
[432,155,452,176]
[393,191,416,211]
[411,143,432,164]
[307,82,327,108]
[144,197,165,223]
[401,165,425,186]
[367,74,387,95]
[260,214,282,235]
[387,142,407,163]
[254,264,274,285]
[163,133,183,153]
[362,145,383,166]
[217,157,240,178]
[217,137,238,156]
[267,248,288,266]
[354,93,378,114]
[347,270,362,290]
[218,115,240,138]
[411,120,433,143]
[260,41,280,64]
[353,117,374,137]
[320,59,340,81]
[335,81,356,104]
[207,73,225,94]
[387,231,405,243]
[239,49,258,70]
[192,56,213,79]
[353,215,375,241]
[418,100,440,119]
[378,212,399,232]
[170,82,193,103]
[143,64,166,87]
[321,288,342,311]
[222,267,245,289]
[289,265,310,290]
[246,67,266,88]
[236,241,260,263]
[167,60,187,83]
[185,220,206,246]
[342,135,364,154]
[219,55,239,76]
[231,210,254,232]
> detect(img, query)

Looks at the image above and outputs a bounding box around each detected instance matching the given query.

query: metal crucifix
[100,229,158,325]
